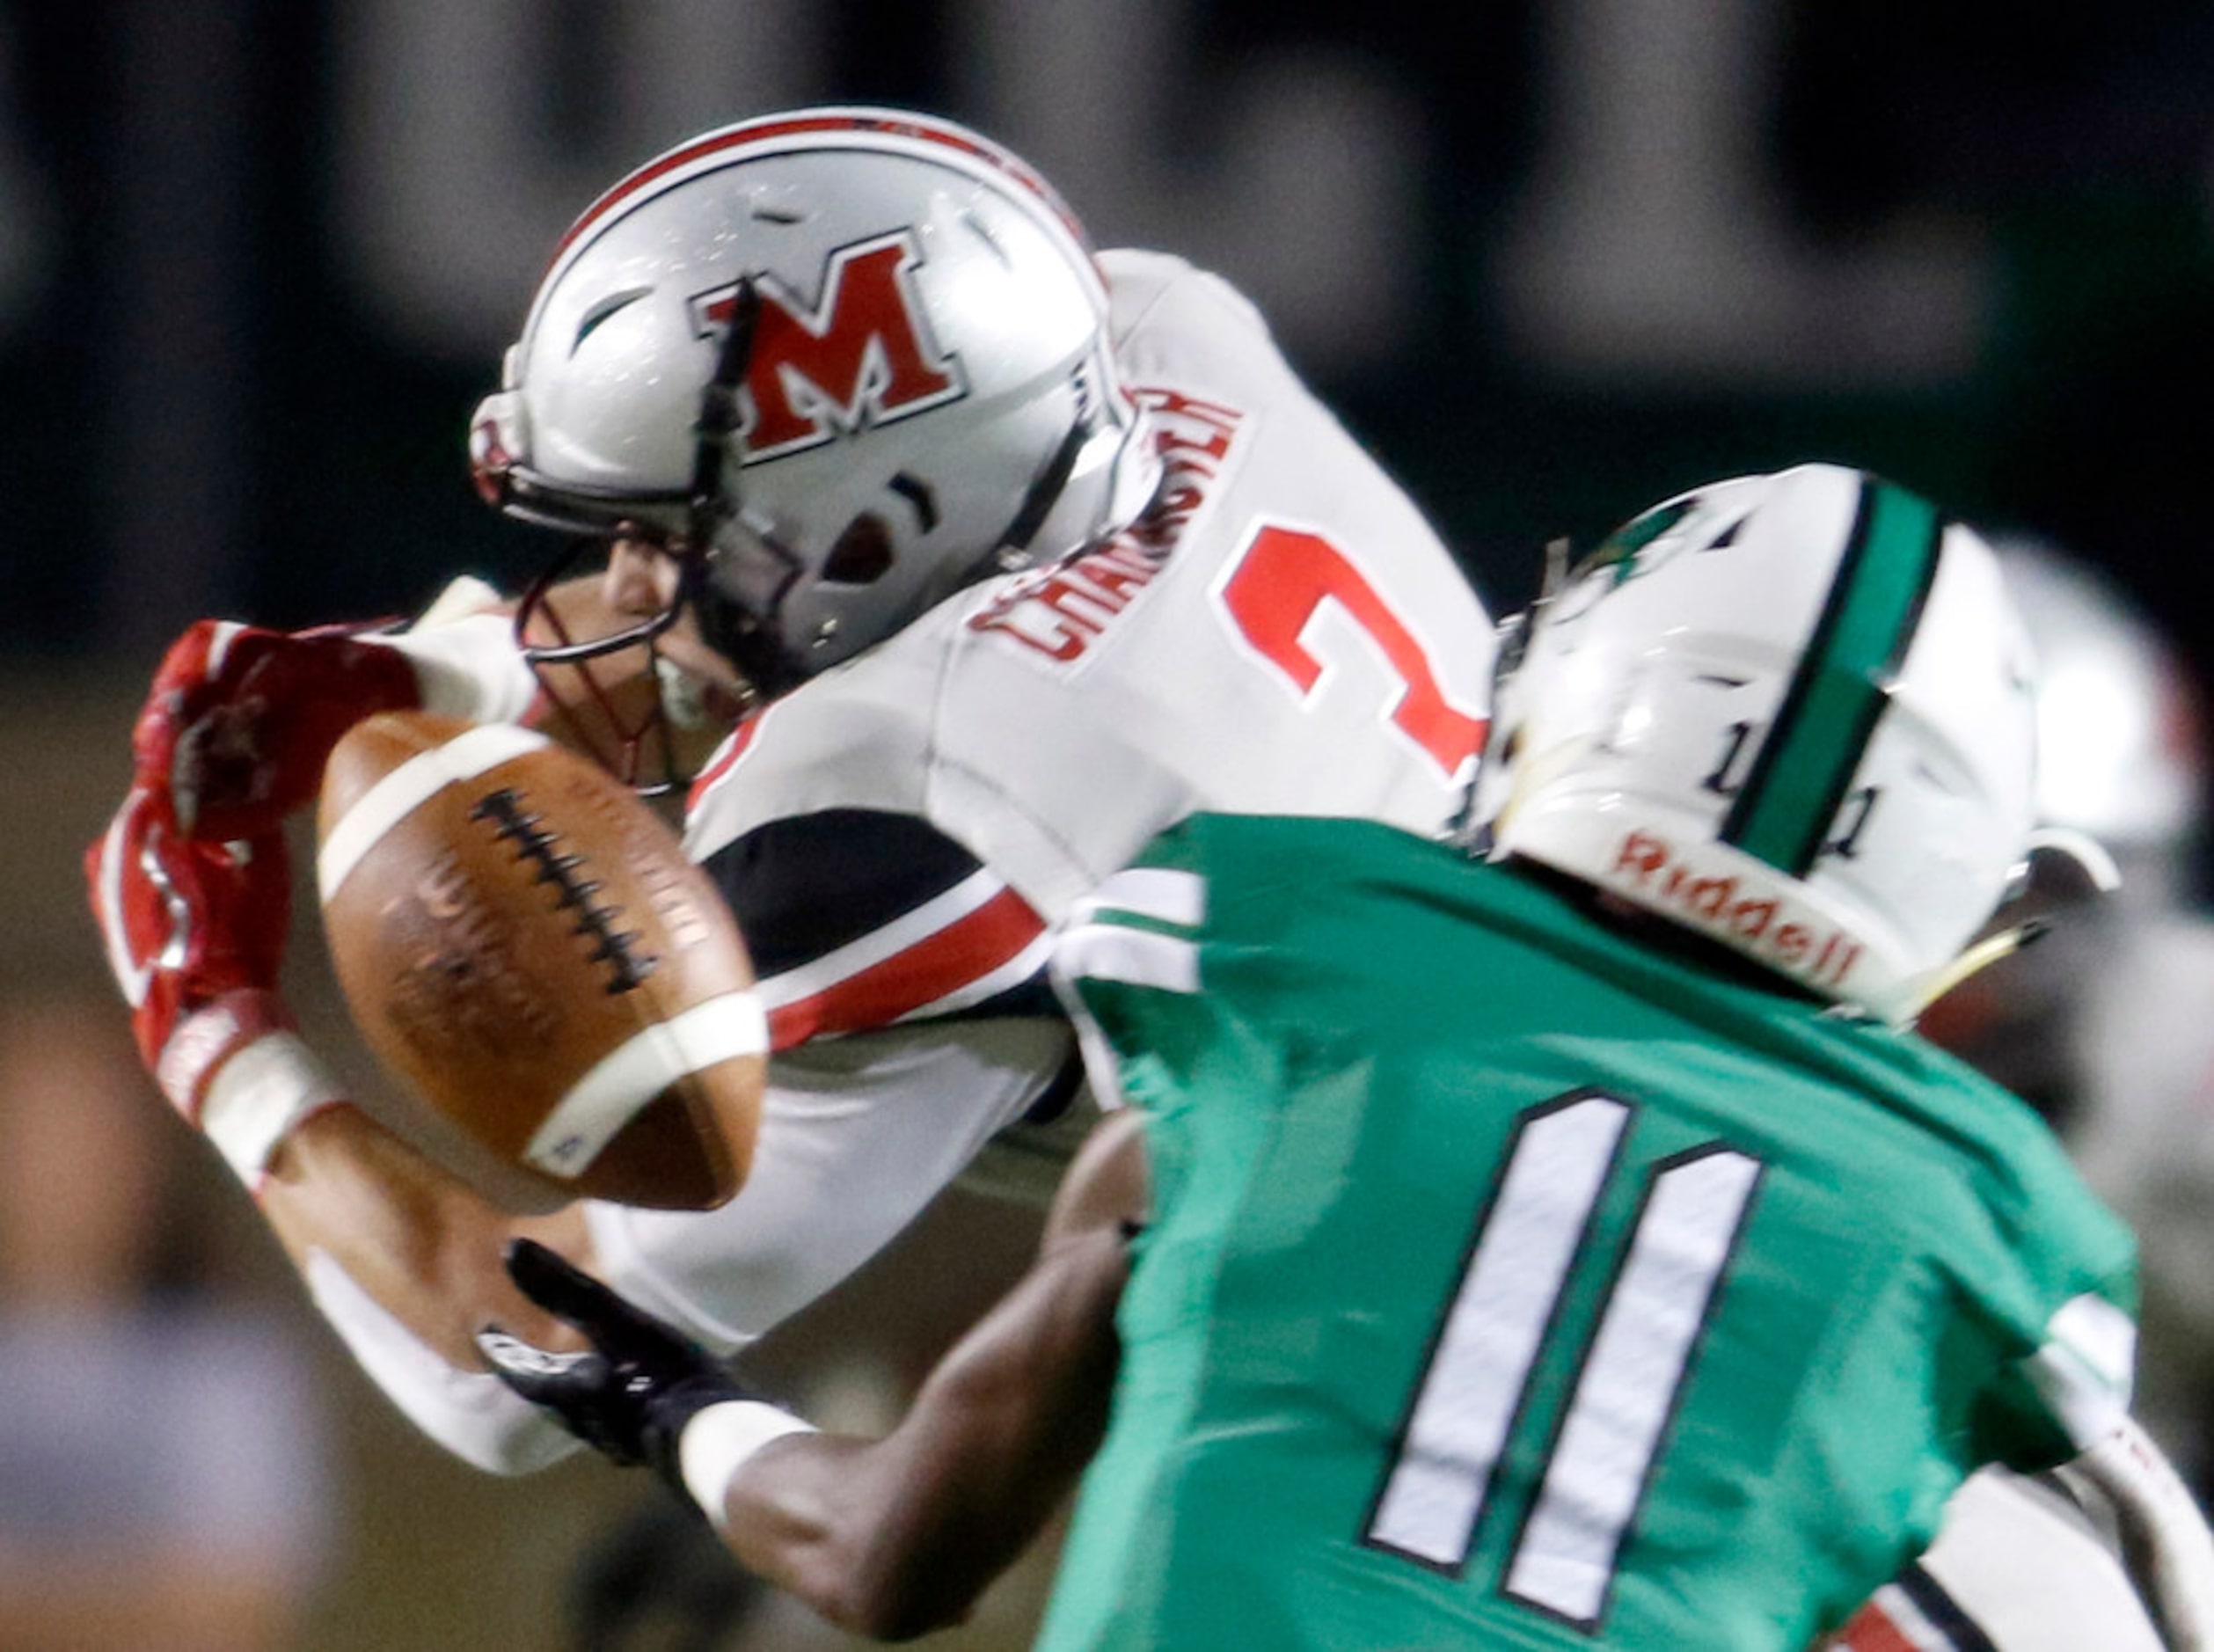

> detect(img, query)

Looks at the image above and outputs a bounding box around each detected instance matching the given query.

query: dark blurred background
[6,2,2211,657]
[3,3,2212,1646]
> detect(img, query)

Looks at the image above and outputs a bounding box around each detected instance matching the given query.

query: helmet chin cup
[694,533,810,703]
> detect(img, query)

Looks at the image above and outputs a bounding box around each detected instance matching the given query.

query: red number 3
[1217,523,1487,780]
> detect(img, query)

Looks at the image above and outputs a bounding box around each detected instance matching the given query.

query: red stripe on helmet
[553,109,1092,266]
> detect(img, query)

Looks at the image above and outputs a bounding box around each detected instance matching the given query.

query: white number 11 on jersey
[1364,1091,1762,1626]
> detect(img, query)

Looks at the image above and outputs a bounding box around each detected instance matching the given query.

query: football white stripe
[524,992,769,1178]
[317,722,550,903]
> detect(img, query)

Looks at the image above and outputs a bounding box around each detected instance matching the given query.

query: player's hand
[85,783,294,1118]
[133,617,421,839]
[479,1239,749,1492]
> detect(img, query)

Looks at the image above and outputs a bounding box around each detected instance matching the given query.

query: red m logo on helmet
[693,230,965,461]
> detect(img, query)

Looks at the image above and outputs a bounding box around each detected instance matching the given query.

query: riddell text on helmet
[1609,828,1863,991]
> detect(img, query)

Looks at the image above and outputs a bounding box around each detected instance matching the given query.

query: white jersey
[1830,1469,2163,1652]
[587,249,1496,1349]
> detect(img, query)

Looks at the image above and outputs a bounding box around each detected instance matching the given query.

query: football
[316,711,765,1211]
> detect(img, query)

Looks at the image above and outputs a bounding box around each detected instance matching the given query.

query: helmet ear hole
[822,514,896,586]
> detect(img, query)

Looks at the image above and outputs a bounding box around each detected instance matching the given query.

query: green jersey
[1041,815,2137,1652]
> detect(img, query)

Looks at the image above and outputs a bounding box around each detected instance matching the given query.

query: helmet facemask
[494,280,772,794]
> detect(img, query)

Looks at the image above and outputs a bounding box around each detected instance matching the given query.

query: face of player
[602,536,754,715]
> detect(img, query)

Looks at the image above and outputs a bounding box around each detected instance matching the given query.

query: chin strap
[991,409,1092,569]
[1905,918,2054,1022]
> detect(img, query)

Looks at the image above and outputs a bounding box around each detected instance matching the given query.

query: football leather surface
[317,711,765,1210]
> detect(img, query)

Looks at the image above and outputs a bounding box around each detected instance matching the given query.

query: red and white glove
[132,618,422,841]
[86,785,346,1185]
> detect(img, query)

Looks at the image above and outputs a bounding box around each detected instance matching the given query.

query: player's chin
[656,642,753,729]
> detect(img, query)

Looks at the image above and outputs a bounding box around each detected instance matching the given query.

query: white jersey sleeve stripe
[1070,866,1206,932]
[2027,1292,2137,1451]
[1053,922,1201,995]
[1048,921,1202,1114]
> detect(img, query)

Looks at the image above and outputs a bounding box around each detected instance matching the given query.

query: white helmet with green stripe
[1470,463,2038,1024]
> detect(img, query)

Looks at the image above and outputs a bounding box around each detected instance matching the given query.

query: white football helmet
[471,107,1159,716]
[1911,539,2208,1114]
[1468,463,2039,1024]
[1998,537,2204,907]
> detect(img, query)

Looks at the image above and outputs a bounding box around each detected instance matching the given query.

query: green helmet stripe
[1721,479,1944,876]
[1581,499,1693,588]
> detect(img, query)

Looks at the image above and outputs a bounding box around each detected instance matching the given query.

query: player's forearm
[471,1126,1141,1623]
[253,1105,588,1473]
[712,1221,1127,1641]
[372,601,537,727]
[259,1103,581,1367]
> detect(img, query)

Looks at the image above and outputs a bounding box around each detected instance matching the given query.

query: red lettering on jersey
[695,231,962,460]
[1156,426,1233,464]
[967,545,1162,661]
[966,384,1245,663]
[1219,524,1487,779]
[1079,544,1158,604]
[1035,569,1133,624]
[967,608,1087,662]
[1135,386,1243,431]
[1129,483,1209,550]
